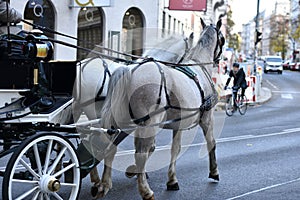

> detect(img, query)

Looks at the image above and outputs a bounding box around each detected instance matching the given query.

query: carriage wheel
[2,132,81,200]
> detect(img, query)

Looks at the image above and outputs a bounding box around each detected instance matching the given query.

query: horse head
[189,18,225,64]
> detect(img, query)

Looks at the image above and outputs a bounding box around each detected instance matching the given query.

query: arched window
[122,7,144,58]
[24,0,55,39]
[77,7,103,60]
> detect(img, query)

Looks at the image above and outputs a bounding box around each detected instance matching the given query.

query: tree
[292,14,300,43]
[226,9,240,51]
[269,14,289,59]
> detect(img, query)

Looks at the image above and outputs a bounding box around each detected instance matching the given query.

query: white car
[263,56,283,74]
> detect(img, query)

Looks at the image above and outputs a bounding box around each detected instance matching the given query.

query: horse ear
[200,18,206,29]
[216,18,222,30]
[188,32,194,47]
[189,32,194,40]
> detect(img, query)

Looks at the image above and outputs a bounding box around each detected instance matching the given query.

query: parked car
[263,56,283,74]
[290,62,300,71]
[282,60,291,70]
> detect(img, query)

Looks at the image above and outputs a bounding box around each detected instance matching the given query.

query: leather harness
[128,58,218,127]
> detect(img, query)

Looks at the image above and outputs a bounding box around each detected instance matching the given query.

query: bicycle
[224,86,248,116]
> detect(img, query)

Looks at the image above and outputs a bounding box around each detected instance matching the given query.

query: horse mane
[143,35,188,63]
[186,25,217,63]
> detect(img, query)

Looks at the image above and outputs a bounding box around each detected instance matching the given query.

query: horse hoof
[125,165,137,178]
[91,183,108,199]
[209,173,219,181]
[143,194,155,200]
[167,182,180,191]
[91,186,98,198]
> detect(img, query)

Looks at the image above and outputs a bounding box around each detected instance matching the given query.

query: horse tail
[101,66,131,129]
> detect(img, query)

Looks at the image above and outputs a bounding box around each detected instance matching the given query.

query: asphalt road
[77,70,300,200]
[1,70,300,199]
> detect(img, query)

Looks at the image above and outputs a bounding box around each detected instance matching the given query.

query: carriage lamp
[23,33,54,62]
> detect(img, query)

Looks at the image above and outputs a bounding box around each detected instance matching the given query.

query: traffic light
[255,30,262,45]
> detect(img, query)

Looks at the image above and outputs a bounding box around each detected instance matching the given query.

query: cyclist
[224,62,247,109]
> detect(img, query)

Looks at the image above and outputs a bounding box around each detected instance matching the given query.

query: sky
[231,0,274,32]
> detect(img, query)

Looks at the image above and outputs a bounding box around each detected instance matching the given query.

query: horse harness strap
[95,59,111,99]
[76,58,111,108]
[129,59,218,126]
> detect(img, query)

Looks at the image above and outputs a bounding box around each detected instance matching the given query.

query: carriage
[0,18,224,200]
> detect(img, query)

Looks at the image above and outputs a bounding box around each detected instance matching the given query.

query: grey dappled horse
[98,19,225,200]
[71,34,194,187]
[72,34,194,121]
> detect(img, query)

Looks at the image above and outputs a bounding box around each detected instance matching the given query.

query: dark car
[282,60,290,70]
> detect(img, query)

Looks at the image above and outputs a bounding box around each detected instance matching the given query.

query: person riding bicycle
[224,62,247,109]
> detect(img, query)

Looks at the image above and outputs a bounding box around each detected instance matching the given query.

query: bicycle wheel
[2,132,81,200]
[225,96,234,116]
[238,96,248,115]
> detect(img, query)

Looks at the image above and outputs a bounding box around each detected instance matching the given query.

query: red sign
[169,0,207,11]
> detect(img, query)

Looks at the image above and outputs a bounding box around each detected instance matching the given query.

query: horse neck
[189,45,213,63]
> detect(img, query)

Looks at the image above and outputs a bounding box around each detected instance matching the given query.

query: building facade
[240,0,290,59]
[10,0,228,61]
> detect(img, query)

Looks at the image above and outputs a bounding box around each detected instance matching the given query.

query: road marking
[115,127,300,157]
[265,80,278,90]
[2,127,300,169]
[272,91,300,94]
[281,93,293,99]
[226,177,300,200]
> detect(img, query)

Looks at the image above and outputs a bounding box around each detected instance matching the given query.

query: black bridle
[213,27,225,64]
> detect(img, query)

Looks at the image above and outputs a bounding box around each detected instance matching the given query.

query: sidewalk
[254,87,272,105]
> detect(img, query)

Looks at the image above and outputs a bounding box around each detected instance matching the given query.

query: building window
[168,15,171,34]
[77,7,103,60]
[122,7,144,58]
[24,0,55,39]
[162,11,166,36]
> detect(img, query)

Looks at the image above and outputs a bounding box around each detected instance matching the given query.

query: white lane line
[116,127,300,157]
[272,91,300,94]
[226,177,300,200]
[2,127,300,169]
[265,80,278,90]
[281,93,293,99]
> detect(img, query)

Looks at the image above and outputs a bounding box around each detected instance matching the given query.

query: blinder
[213,27,225,64]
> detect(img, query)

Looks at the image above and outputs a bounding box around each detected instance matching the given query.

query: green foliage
[228,33,240,51]
[269,14,289,59]
[292,22,300,43]
[226,9,240,51]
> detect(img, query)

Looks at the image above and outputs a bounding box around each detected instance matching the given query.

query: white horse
[98,19,225,199]
[72,33,194,121]
[71,34,194,189]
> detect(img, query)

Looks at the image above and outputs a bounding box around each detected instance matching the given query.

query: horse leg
[200,111,219,181]
[125,139,155,179]
[166,130,182,190]
[90,167,101,198]
[135,129,155,200]
[92,145,117,199]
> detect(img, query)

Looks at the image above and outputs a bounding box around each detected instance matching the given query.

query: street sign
[70,0,111,7]
[169,0,207,11]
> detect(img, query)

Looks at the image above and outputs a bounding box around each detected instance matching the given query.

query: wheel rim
[238,99,247,115]
[3,133,81,200]
[225,98,234,116]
